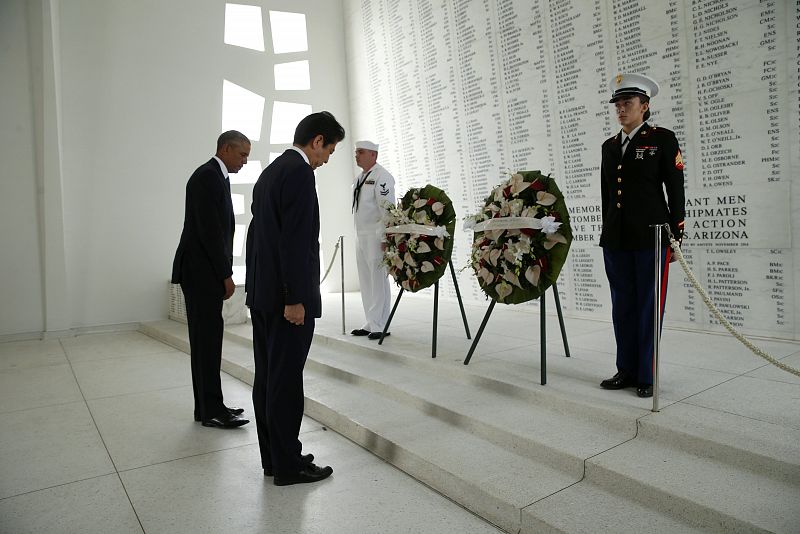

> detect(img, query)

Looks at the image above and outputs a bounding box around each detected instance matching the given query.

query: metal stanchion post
[340,236,345,335]
[651,224,662,412]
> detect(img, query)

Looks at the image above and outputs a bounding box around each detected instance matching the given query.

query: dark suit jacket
[599,123,685,249]
[171,158,234,284]
[245,149,321,317]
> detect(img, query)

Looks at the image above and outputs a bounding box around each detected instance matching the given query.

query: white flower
[416,241,431,253]
[509,173,530,195]
[540,216,562,235]
[544,232,568,250]
[497,198,511,217]
[536,191,557,206]
[502,270,523,288]
[404,252,417,267]
[485,229,504,241]
[413,198,428,209]
[478,266,493,285]
[495,281,513,301]
[525,265,541,286]
[506,242,526,263]
[420,261,434,272]
[433,226,450,239]
[434,237,445,250]
[431,201,444,215]
[509,199,524,216]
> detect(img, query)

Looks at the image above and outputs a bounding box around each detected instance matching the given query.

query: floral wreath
[464,171,572,304]
[382,185,456,292]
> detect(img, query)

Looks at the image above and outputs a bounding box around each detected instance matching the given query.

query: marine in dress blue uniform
[599,74,686,398]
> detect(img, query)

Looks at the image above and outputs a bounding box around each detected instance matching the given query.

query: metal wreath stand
[376,261,472,358]
[462,282,571,386]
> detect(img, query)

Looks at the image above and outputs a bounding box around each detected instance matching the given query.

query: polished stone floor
[0,330,503,534]
[3,286,799,533]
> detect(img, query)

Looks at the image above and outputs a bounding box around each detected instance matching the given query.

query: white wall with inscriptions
[344,0,799,341]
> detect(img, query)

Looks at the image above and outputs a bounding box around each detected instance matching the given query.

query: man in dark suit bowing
[246,112,345,486]
[172,131,250,428]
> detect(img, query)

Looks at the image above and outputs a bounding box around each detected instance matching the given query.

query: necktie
[621,136,629,157]
[352,170,372,212]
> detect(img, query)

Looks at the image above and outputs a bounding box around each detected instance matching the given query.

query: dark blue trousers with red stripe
[603,247,671,386]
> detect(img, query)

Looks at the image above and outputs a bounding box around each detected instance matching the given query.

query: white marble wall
[344,0,799,341]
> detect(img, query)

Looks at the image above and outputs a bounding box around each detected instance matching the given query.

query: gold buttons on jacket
[617,190,622,196]
[617,177,622,183]
[617,165,622,170]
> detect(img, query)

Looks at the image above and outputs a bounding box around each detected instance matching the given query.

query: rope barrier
[320,237,341,284]
[664,225,800,377]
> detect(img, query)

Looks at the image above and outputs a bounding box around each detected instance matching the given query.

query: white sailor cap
[609,73,659,103]
[355,140,379,152]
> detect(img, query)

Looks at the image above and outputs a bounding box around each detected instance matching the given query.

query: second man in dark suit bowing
[246,111,345,486]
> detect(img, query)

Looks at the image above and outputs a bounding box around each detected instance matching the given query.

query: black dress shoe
[274,463,333,486]
[194,406,244,422]
[263,453,315,476]
[201,412,250,428]
[637,385,653,398]
[368,331,389,340]
[600,372,634,390]
[351,329,371,336]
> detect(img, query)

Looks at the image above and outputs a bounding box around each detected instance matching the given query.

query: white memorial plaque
[343,0,800,340]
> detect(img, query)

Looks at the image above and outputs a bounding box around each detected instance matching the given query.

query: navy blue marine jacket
[171,158,234,283]
[245,149,321,317]
[599,123,686,249]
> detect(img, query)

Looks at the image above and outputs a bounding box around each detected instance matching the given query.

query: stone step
[303,366,579,533]
[140,320,188,351]
[295,333,800,533]
[521,396,800,533]
[304,343,632,479]
[522,481,707,534]
[140,320,800,534]
[228,323,646,434]
[583,435,800,533]
[637,403,800,483]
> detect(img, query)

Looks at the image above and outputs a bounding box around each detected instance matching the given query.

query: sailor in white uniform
[351,140,396,340]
